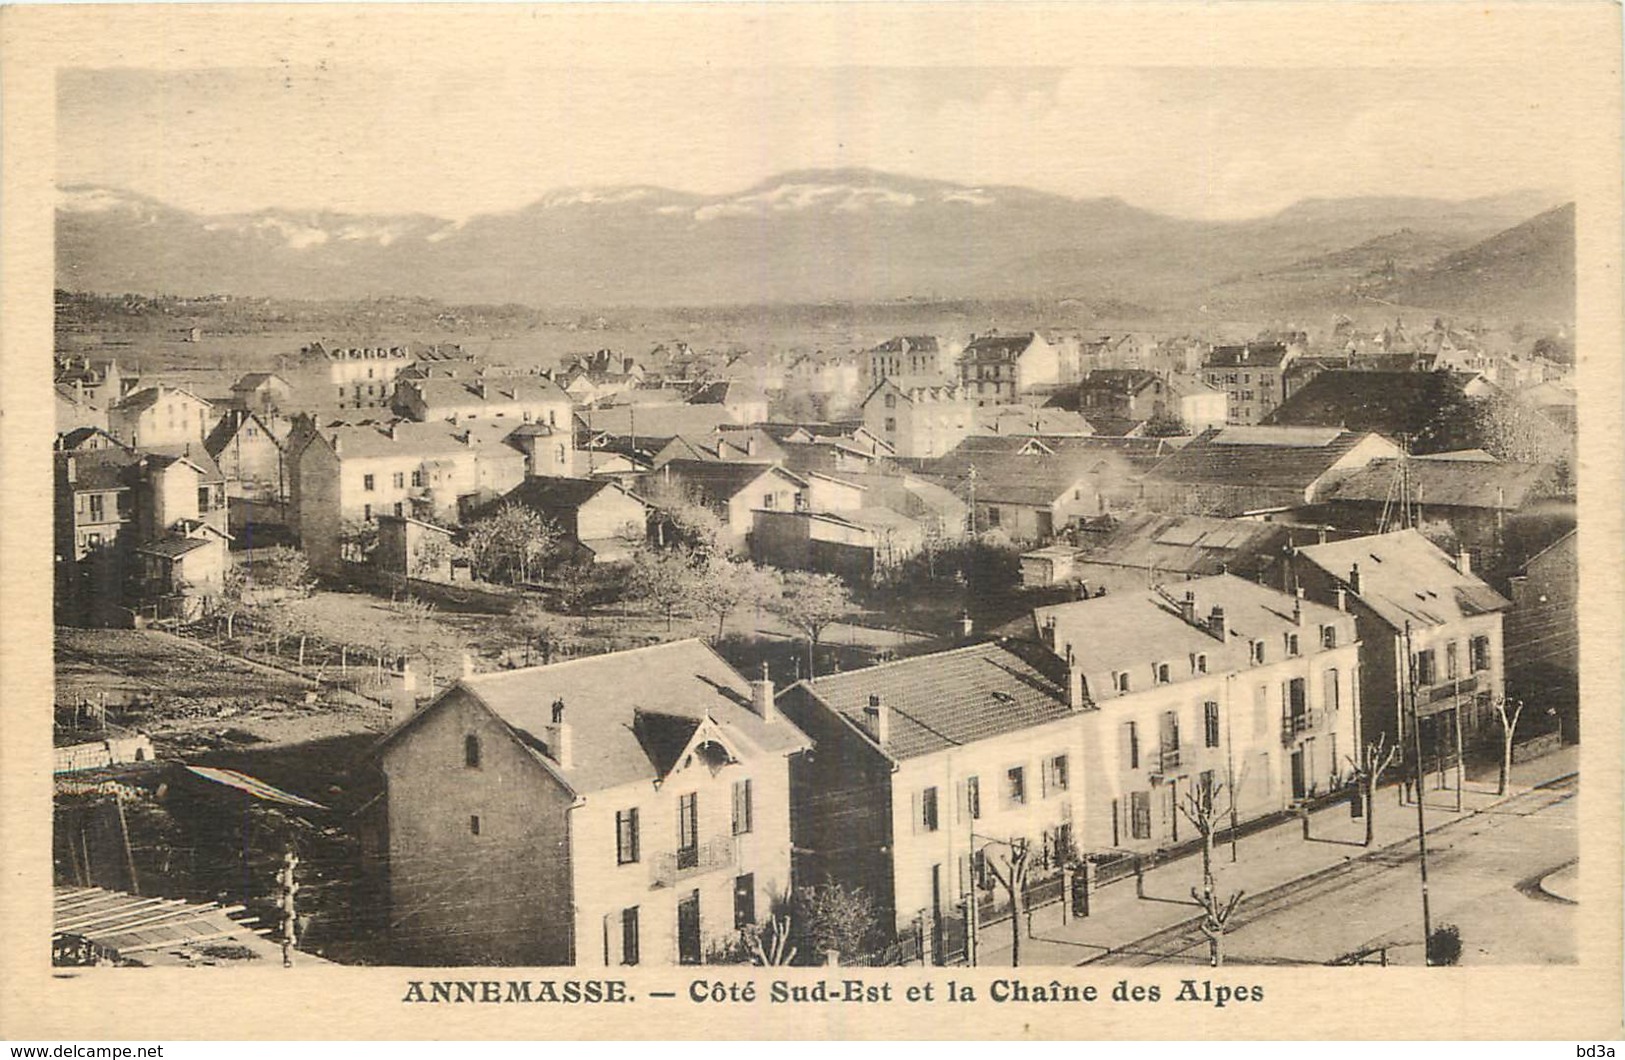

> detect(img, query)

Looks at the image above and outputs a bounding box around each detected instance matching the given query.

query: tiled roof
[1324,458,1556,510]
[1263,370,1473,439]
[790,640,1078,761]
[645,459,806,504]
[315,420,524,461]
[972,406,1095,437]
[145,446,227,483]
[405,377,569,408]
[1204,342,1293,368]
[687,381,769,406]
[1075,369,1160,396]
[869,335,940,354]
[963,333,1039,362]
[136,535,215,559]
[1295,528,1511,630]
[588,404,739,439]
[58,448,140,491]
[490,475,638,516]
[1068,512,1342,581]
[1033,573,1349,686]
[1146,426,1377,489]
[421,640,810,794]
[112,385,211,414]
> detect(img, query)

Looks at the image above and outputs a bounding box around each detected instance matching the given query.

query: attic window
[1155,663,1171,685]
[1194,653,1208,674]
[1115,672,1131,694]
[464,735,481,769]
[1252,641,1266,665]
[990,691,1015,704]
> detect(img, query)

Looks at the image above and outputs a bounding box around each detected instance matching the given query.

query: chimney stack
[751,663,776,722]
[389,662,419,727]
[545,697,573,769]
[959,611,974,640]
[1348,563,1361,596]
[1065,644,1086,710]
[1180,590,1197,626]
[864,693,891,747]
[1456,548,1472,576]
[1207,606,1228,643]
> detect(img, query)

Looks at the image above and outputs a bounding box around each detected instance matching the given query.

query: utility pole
[278,847,300,968]
[1404,621,1434,964]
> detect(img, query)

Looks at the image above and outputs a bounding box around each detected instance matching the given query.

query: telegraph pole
[1404,621,1434,964]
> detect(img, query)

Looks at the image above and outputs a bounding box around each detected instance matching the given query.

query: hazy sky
[58,64,1575,222]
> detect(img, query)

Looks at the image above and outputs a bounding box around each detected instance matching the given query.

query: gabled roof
[57,426,129,453]
[972,406,1094,437]
[785,640,1076,761]
[1263,370,1475,441]
[1146,426,1385,489]
[136,535,217,560]
[204,410,284,459]
[309,420,526,462]
[687,380,769,407]
[490,475,642,517]
[57,447,141,491]
[230,372,290,393]
[144,445,227,483]
[387,640,809,794]
[1295,528,1511,629]
[111,385,212,414]
[1324,458,1557,511]
[648,459,808,504]
[1074,369,1162,396]
[588,403,739,439]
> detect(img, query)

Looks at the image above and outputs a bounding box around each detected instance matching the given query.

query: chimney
[1179,590,1196,626]
[1348,562,1361,596]
[544,697,573,769]
[389,662,419,727]
[863,693,891,747]
[1293,587,1305,625]
[959,611,974,640]
[462,652,477,679]
[1456,548,1472,576]
[751,663,776,722]
[1207,606,1228,643]
[1065,644,1086,710]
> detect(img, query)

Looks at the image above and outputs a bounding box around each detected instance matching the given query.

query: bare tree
[771,571,854,677]
[1492,696,1527,796]
[629,546,701,631]
[1179,778,1245,967]
[981,837,1032,967]
[692,557,764,641]
[1346,733,1401,847]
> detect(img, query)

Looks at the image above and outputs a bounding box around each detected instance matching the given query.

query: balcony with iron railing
[1281,709,1319,745]
[651,835,737,889]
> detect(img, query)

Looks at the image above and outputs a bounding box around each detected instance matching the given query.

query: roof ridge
[805,639,1005,686]
[462,637,715,684]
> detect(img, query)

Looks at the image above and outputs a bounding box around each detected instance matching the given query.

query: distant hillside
[56,171,1565,311]
[1377,202,1575,324]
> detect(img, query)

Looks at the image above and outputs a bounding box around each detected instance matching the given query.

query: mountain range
[56,168,1573,320]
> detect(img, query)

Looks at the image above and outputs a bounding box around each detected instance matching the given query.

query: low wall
[1511,730,1563,764]
[54,734,155,774]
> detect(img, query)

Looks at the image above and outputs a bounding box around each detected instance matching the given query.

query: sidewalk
[971,745,1578,967]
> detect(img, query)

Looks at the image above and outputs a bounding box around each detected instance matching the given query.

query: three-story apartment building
[372,640,809,966]
[778,574,1359,945]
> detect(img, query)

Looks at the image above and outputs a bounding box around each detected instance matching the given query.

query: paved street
[972,746,1578,968]
[1092,775,1576,966]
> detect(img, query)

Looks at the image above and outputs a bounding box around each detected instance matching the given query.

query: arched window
[464,734,481,769]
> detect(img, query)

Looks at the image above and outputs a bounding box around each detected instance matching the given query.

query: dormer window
[1194,653,1208,674]
[1286,633,1300,657]
[1116,672,1131,694]
[1321,626,1337,650]
[1252,641,1266,665]
[1155,663,1171,685]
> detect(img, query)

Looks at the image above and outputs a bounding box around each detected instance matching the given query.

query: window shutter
[955,780,967,823]
[911,791,922,835]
